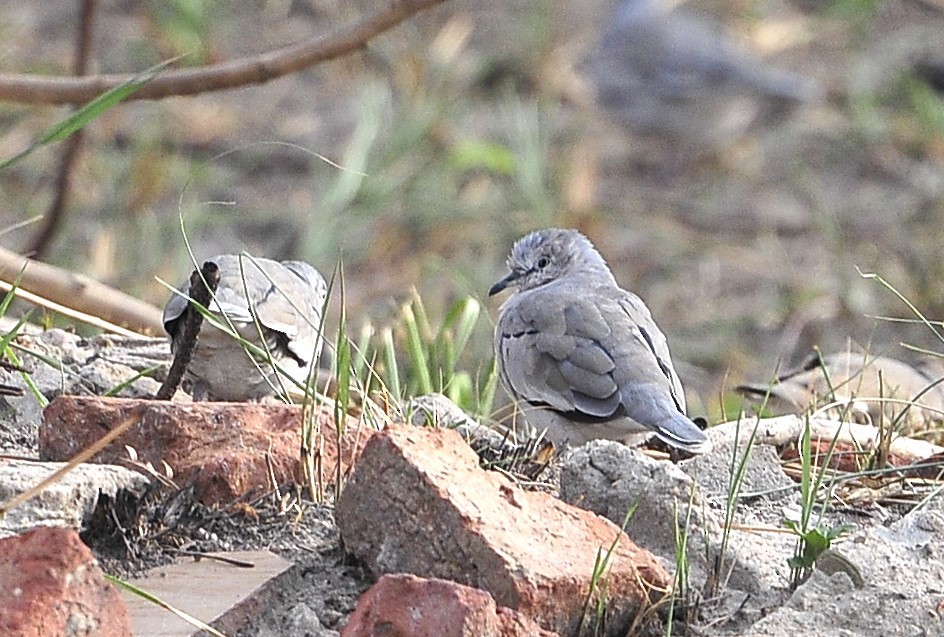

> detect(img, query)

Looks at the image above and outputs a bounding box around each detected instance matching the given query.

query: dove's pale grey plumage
[163,254,327,401]
[588,0,822,150]
[490,228,710,453]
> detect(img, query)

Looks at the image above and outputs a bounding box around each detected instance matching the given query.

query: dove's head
[489,228,615,296]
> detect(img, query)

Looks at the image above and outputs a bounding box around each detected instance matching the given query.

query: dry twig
[29,0,99,258]
[0,246,163,335]
[156,261,220,400]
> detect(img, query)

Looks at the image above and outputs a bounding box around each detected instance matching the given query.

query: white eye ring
[536,256,550,269]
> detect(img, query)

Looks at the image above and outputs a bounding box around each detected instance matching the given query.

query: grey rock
[271,603,337,637]
[559,440,796,595]
[15,329,169,399]
[1,330,170,454]
[749,517,944,636]
[0,459,149,538]
[685,429,794,499]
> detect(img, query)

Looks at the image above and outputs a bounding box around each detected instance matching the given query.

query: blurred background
[1,0,944,421]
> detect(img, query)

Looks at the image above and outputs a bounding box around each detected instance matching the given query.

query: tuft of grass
[704,410,760,599]
[362,289,498,418]
[577,493,644,637]
[331,268,354,502]
[666,481,699,635]
[782,416,854,589]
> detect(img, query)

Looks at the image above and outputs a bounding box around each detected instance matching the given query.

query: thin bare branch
[0,0,448,105]
[30,0,100,257]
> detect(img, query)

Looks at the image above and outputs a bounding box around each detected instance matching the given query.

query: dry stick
[0,409,145,515]
[155,261,220,400]
[0,246,163,335]
[0,279,146,338]
[169,549,255,568]
[29,0,99,258]
[0,0,449,105]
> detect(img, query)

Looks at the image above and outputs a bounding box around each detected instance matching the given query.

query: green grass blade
[0,59,173,171]
[334,318,352,434]
[402,304,433,395]
[477,358,499,419]
[859,269,944,344]
[0,268,27,316]
[451,296,480,360]
[381,327,401,399]
[104,365,163,397]
[798,416,813,529]
[104,574,226,637]
[351,322,374,382]
[409,289,433,345]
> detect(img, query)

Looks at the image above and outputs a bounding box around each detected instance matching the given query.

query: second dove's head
[489,228,614,296]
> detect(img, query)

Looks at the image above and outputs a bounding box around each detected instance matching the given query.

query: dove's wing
[496,280,705,448]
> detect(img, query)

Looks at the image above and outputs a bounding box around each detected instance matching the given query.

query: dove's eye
[536,256,550,269]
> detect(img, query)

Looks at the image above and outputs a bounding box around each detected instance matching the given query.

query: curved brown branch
[0,0,447,105]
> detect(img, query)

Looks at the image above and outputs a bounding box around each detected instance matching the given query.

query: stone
[336,425,669,636]
[0,526,132,637]
[340,573,558,637]
[0,458,148,538]
[683,430,795,499]
[279,603,338,637]
[16,330,169,399]
[40,396,375,506]
[559,440,796,596]
[0,372,44,455]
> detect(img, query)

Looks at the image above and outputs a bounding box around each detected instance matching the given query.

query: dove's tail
[652,413,712,454]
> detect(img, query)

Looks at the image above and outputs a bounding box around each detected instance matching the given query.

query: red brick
[40,396,375,506]
[0,527,132,637]
[341,573,558,637]
[336,425,669,636]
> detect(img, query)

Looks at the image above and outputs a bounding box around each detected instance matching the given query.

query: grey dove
[489,228,710,453]
[587,0,822,151]
[163,254,327,401]
[737,349,944,433]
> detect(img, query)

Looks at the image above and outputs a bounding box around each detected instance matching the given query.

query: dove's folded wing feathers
[498,282,685,425]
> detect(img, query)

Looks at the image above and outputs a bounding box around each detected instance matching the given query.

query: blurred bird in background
[586,0,822,157]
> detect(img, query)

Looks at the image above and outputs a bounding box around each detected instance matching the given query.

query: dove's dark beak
[488,271,519,296]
